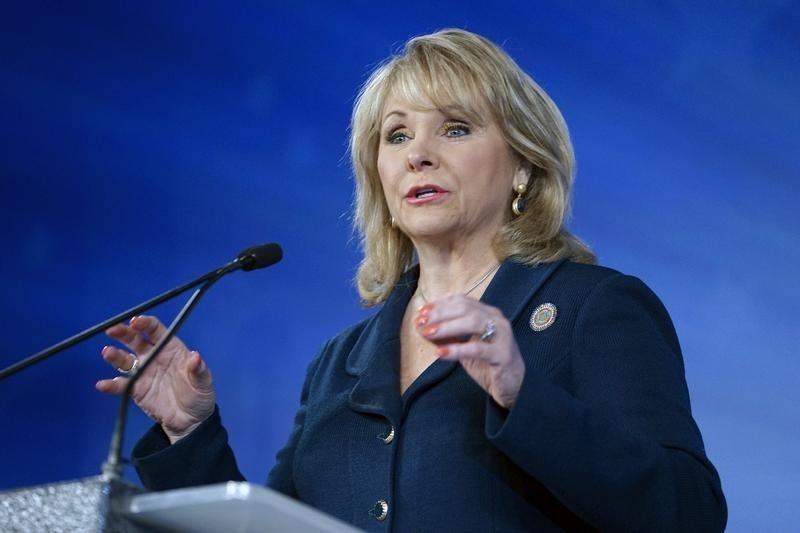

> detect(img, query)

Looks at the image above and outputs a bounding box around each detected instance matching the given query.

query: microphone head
[237,243,283,271]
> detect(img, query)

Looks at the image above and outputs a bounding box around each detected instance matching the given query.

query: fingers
[97,345,137,395]
[95,376,129,395]
[419,313,491,344]
[101,345,138,372]
[414,296,525,409]
[105,315,166,355]
[130,315,168,344]
[187,351,213,389]
[415,296,479,325]
[415,297,502,347]
[415,298,511,366]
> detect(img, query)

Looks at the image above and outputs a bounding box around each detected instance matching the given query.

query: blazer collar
[345,265,419,377]
[344,266,417,424]
[346,258,565,373]
[345,259,565,423]
[481,259,565,324]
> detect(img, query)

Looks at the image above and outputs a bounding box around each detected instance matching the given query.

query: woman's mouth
[405,184,449,204]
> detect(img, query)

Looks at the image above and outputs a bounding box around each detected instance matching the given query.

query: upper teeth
[416,189,436,198]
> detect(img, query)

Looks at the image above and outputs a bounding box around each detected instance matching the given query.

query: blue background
[1,2,797,530]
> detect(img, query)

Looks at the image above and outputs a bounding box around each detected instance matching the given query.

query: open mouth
[406,184,448,201]
[413,187,439,199]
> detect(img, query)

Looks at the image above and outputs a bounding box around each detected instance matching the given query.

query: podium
[127,481,362,532]
[0,476,145,532]
[0,478,362,532]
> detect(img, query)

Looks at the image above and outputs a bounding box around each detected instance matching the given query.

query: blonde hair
[351,29,595,306]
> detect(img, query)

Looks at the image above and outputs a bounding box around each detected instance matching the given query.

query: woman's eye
[444,123,471,137]
[383,126,410,144]
[386,130,409,144]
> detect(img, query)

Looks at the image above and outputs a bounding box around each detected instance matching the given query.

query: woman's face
[377,96,527,249]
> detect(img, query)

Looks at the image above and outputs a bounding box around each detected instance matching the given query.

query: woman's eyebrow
[381,110,406,125]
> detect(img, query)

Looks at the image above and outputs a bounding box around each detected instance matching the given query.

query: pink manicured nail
[435,346,449,357]
[422,325,438,336]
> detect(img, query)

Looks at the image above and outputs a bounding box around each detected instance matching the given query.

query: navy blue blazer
[133,260,726,531]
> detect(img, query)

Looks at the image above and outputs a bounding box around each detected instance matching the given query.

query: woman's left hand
[415,296,525,409]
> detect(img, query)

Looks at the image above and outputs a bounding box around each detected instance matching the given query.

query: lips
[405,184,449,204]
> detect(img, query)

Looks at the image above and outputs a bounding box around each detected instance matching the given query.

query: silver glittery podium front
[0,476,146,532]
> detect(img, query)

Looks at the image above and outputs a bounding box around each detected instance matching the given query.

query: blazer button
[378,425,395,445]
[369,499,389,521]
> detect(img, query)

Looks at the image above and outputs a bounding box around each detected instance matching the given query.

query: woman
[97,29,726,531]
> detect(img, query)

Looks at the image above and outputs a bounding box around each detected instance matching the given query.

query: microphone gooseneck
[0,242,283,481]
[101,277,217,480]
[96,243,282,480]
[0,243,283,381]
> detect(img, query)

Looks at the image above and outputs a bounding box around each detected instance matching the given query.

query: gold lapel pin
[530,303,557,331]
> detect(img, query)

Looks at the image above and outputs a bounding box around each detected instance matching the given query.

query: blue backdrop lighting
[1,2,797,530]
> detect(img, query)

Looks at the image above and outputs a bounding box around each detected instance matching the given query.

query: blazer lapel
[481,259,565,323]
[345,267,418,426]
[344,260,566,422]
[401,259,567,408]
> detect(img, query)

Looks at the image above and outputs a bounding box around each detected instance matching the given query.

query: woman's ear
[512,161,532,190]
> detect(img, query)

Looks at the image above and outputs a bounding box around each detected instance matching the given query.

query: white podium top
[126,481,363,532]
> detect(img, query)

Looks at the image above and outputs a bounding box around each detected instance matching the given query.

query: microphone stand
[0,261,240,381]
[101,273,221,480]
[0,243,281,531]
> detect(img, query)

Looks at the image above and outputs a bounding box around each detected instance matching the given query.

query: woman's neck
[414,240,501,303]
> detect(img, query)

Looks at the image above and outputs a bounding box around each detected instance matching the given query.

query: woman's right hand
[95,315,216,444]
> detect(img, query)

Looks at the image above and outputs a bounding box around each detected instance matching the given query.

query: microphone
[101,242,284,480]
[0,243,283,381]
[235,243,283,272]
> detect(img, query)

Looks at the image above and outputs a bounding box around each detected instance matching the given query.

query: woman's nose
[406,140,438,172]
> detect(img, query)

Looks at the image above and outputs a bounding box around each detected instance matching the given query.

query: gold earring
[390,215,397,228]
[511,183,527,216]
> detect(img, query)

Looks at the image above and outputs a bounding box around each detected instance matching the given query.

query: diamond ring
[479,319,496,343]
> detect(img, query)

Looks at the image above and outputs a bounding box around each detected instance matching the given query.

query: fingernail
[414,315,428,326]
[419,304,433,314]
[422,325,438,336]
[435,346,449,357]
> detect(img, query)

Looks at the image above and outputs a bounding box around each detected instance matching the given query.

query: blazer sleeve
[132,405,245,490]
[485,273,727,531]
[131,349,325,495]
